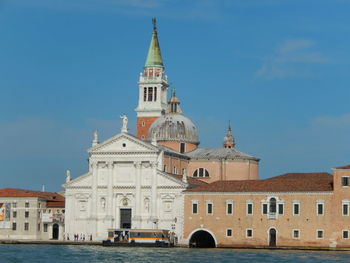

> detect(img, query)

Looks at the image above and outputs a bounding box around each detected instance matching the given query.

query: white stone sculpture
[120,115,128,133]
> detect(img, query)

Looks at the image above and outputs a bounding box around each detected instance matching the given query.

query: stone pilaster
[90,161,98,238]
[106,161,114,227]
[133,161,142,228]
[150,161,158,229]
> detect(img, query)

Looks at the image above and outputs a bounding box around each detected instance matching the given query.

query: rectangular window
[12,202,17,208]
[226,229,232,237]
[154,87,157,101]
[278,204,284,215]
[148,87,153,101]
[163,165,167,172]
[25,202,29,208]
[262,204,268,215]
[13,211,17,218]
[343,203,349,216]
[207,202,213,215]
[24,222,29,231]
[180,143,185,154]
[246,229,253,238]
[317,230,324,239]
[12,222,17,231]
[317,203,324,215]
[342,177,349,186]
[143,87,147,101]
[44,223,48,232]
[25,211,29,218]
[343,230,349,239]
[247,203,253,215]
[293,203,300,215]
[38,223,41,231]
[227,203,233,215]
[293,229,300,239]
[192,203,198,214]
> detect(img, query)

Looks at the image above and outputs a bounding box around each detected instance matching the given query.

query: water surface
[1,245,349,263]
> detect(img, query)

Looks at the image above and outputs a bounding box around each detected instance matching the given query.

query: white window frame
[316,229,324,239]
[316,201,324,216]
[226,228,233,237]
[292,229,300,239]
[206,201,213,215]
[192,168,210,178]
[246,228,253,238]
[342,201,350,216]
[341,176,349,187]
[226,200,233,215]
[342,230,349,239]
[278,203,284,215]
[261,202,268,215]
[192,200,199,214]
[246,201,253,215]
[293,201,300,216]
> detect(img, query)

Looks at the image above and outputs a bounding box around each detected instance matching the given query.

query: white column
[134,161,142,228]
[91,161,98,239]
[106,161,114,227]
[150,161,158,229]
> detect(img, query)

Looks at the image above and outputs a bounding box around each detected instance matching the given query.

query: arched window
[192,168,209,178]
[269,198,277,214]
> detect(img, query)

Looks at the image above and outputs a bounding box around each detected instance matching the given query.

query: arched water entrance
[52,224,59,240]
[269,228,277,247]
[189,230,216,248]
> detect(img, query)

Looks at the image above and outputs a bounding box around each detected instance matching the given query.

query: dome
[148,114,199,144]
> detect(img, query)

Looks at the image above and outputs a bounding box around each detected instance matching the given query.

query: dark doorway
[189,230,215,248]
[52,224,59,240]
[269,228,277,247]
[120,209,132,228]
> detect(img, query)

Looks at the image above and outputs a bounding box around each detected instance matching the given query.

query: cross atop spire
[152,18,157,31]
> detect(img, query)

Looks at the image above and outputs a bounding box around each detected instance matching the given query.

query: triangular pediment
[64,173,92,188]
[88,133,159,153]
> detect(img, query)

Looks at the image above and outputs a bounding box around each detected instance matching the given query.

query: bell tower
[135,18,169,140]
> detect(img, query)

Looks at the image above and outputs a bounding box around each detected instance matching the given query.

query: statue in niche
[144,198,150,213]
[101,198,106,211]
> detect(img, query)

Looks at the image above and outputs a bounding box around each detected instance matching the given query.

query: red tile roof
[335,165,350,169]
[0,188,65,205]
[46,201,65,208]
[185,172,333,193]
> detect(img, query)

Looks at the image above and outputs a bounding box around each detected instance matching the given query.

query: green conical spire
[145,18,164,68]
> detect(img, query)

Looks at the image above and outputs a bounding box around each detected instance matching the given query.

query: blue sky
[0,0,349,192]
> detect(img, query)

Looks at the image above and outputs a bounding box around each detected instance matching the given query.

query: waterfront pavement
[0,240,101,245]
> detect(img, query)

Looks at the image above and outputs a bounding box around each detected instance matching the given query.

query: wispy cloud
[313,113,350,128]
[256,39,329,79]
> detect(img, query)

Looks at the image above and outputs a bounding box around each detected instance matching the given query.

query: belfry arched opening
[189,231,216,248]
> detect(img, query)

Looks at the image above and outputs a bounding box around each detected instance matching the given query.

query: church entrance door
[120,209,132,229]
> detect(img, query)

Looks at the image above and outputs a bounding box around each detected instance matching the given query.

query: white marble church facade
[64,131,188,241]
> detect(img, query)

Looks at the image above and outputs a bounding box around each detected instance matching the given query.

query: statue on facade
[120,115,128,133]
[92,130,99,146]
[66,169,71,183]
